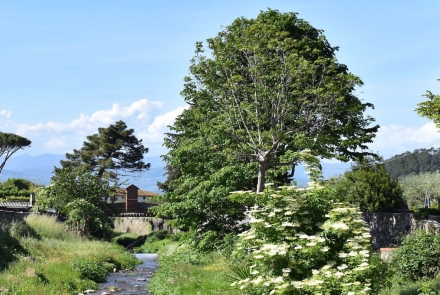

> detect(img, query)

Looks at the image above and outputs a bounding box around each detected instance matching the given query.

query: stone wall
[361,212,416,249]
[113,216,174,235]
[0,210,33,223]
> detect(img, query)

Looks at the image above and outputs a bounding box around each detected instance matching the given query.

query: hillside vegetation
[385,148,440,179]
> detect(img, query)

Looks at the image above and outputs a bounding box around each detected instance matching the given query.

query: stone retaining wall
[0,210,33,223]
[113,217,174,235]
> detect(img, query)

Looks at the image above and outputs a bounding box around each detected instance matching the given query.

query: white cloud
[369,122,440,158]
[3,99,187,156]
[0,110,11,119]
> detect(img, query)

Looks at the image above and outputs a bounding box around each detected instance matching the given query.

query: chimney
[30,192,35,206]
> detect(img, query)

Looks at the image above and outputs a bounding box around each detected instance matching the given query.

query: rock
[136,278,147,281]
[84,290,96,294]
[101,292,111,295]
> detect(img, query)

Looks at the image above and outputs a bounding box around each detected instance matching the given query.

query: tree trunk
[257,161,267,193]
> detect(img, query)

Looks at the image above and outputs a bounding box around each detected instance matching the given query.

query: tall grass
[0,214,138,294]
[147,240,240,295]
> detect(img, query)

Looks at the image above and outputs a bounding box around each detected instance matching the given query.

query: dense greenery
[228,157,387,294]
[157,9,378,246]
[37,169,115,239]
[0,178,39,200]
[147,234,240,295]
[0,132,31,174]
[327,161,404,212]
[0,215,138,294]
[55,120,150,182]
[391,231,440,282]
[384,148,440,179]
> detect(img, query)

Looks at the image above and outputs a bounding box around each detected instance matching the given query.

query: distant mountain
[0,154,351,194]
[0,154,167,194]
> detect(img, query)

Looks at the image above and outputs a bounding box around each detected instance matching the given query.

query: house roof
[114,185,158,197]
[0,201,30,210]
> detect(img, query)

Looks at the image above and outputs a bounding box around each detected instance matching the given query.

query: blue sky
[1,1,440,159]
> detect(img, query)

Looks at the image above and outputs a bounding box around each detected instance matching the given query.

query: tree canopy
[157,10,379,246]
[0,132,31,174]
[55,120,150,182]
[178,9,378,192]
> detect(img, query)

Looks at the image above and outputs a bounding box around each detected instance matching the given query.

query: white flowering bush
[230,159,378,295]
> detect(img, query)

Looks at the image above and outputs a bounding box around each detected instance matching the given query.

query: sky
[1,1,440,160]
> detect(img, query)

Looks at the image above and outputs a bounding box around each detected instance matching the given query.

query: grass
[0,214,138,295]
[148,242,240,295]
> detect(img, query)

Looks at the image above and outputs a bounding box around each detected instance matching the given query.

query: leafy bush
[229,156,383,295]
[327,162,404,212]
[391,231,440,281]
[113,233,145,248]
[71,258,108,283]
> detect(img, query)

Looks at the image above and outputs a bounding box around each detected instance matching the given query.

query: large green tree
[157,10,378,245]
[180,9,378,192]
[0,132,31,173]
[55,120,150,182]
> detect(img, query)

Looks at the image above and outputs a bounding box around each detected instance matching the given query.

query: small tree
[0,132,31,173]
[327,161,404,212]
[42,169,115,239]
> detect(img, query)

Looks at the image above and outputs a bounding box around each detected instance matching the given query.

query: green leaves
[416,79,440,129]
[327,160,404,212]
[42,169,116,239]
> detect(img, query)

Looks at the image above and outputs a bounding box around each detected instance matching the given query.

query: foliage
[39,169,115,239]
[54,120,150,182]
[71,258,108,282]
[229,160,385,295]
[0,132,31,174]
[399,172,440,208]
[391,231,440,282]
[157,9,378,247]
[327,161,404,212]
[384,148,440,179]
[0,178,40,200]
[148,241,240,295]
[179,9,378,192]
[416,79,440,129]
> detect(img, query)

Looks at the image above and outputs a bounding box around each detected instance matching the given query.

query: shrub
[71,258,108,283]
[391,231,440,281]
[229,159,380,294]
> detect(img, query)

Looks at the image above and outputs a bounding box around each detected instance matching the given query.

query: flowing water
[97,253,158,295]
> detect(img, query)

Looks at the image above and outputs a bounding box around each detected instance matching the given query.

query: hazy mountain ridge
[0,154,351,194]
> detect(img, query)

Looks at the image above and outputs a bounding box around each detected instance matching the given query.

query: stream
[96,253,158,295]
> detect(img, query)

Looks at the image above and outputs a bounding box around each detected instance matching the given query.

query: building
[109,184,159,215]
